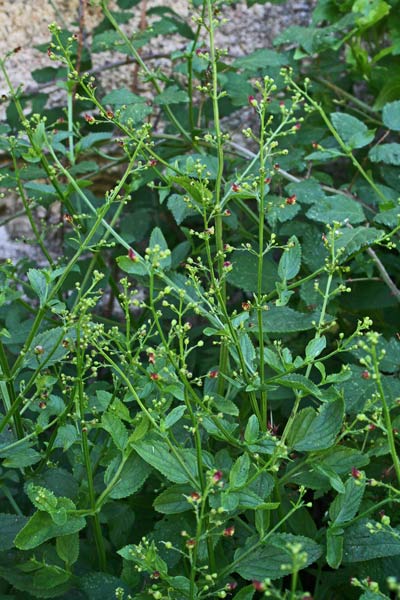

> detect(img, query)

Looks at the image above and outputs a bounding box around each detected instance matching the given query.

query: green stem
[371,344,400,487]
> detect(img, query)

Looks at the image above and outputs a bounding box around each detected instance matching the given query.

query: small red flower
[264,177,271,184]
[224,209,231,216]
[351,467,362,479]
[38,401,47,410]
[151,571,160,579]
[252,581,266,591]
[242,301,251,311]
[231,183,240,192]
[148,159,158,167]
[312,142,319,149]
[128,248,138,262]
[190,491,201,501]
[186,538,196,549]
[209,369,219,378]
[106,110,114,119]
[361,370,370,379]
[212,470,223,483]
[286,194,296,205]
[223,261,232,268]
[150,372,160,381]
[226,582,238,591]
[294,122,301,130]
[84,113,95,124]
[273,163,280,170]
[248,95,257,107]
[223,526,235,537]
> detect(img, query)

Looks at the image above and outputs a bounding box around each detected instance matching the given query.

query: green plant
[1,0,400,598]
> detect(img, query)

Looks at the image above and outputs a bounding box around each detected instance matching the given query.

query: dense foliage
[1,0,400,598]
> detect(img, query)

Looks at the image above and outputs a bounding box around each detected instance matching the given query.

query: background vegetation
[1,0,400,598]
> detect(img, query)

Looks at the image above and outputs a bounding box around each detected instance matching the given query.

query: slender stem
[371,344,400,486]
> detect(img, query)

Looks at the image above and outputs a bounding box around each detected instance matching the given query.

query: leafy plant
[0,0,400,598]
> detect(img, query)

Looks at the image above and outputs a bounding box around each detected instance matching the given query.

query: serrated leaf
[369,143,400,165]
[105,452,151,499]
[164,405,186,429]
[290,397,344,451]
[232,48,287,71]
[285,179,326,204]
[14,508,85,550]
[331,112,375,149]
[53,424,78,451]
[247,306,329,334]
[326,528,344,569]
[101,412,128,451]
[235,533,322,580]
[278,236,301,281]
[56,532,79,566]
[343,518,400,562]
[306,195,365,224]
[227,250,278,293]
[153,484,192,514]
[329,476,366,525]
[132,435,198,484]
[80,573,132,599]
[102,88,144,106]
[382,100,400,131]
[335,226,382,260]
[273,373,322,399]
[229,454,250,489]
[23,326,69,370]
[154,85,189,105]
[244,415,259,444]
[167,193,196,225]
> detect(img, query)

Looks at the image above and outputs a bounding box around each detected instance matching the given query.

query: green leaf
[343,519,400,562]
[117,254,149,276]
[0,513,28,550]
[1,444,41,468]
[154,85,189,105]
[235,533,322,580]
[153,484,192,514]
[233,585,255,600]
[326,528,344,569]
[382,100,400,131]
[285,179,326,204]
[305,336,326,360]
[132,435,197,484]
[101,412,128,451]
[331,112,375,149]
[229,454,250,489]
[105,452,151,499]
[314,464,345,493]
[80,573,132,599]
[102,87,144,105]
[232,48,287,71]
[164,405,186,429]
[244,415,259,444]
[26,483,58,513]
[227,250,278,293]
[290,397,344,451]
[278,236,301,281]
[329,476,366,525]
[369,143,400,165]
[352,0,390,28]
[14,506,85,550]
[247,306,329,334]
[335,226,383,260]
[53,424,78,451]
[273,373,322,399]
[56,532,79,566]
[167,193,196,225]
[23,326,69,370]
[149,227,171,270]
[27,269,49,306]
[306,195,365,224]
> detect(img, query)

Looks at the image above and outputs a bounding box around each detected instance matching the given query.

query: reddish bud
[286,194,296,205]
[248,95,257,107]
[279,100,285,107]
[151,571,160,579]
[231,183,240,192]
[252,581,266,591]
[224,209,232,216]
[186,538,196,549]
[223,261,232,268]
[38,401,47,409]
[209,369,219,378]
[128,248,138,262]
[150,372,160,381]
[351,467,362,479]
[242,301,251,311]
[64,213,73,224]
[273,163,280,170]
[361,370,370,379]
[267,421,279,435]
[264,177,271,184]
[312,142,319,149]
[368,423,376,431]
[212,470,223,483]
[223,526,235,537]
[106,110,114,119]
[226,582,238,591]
[148,352,156,364]
[148,159,158,167]
[295,122,301,130]
[190,491,201,501]
[84,113,95,124]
